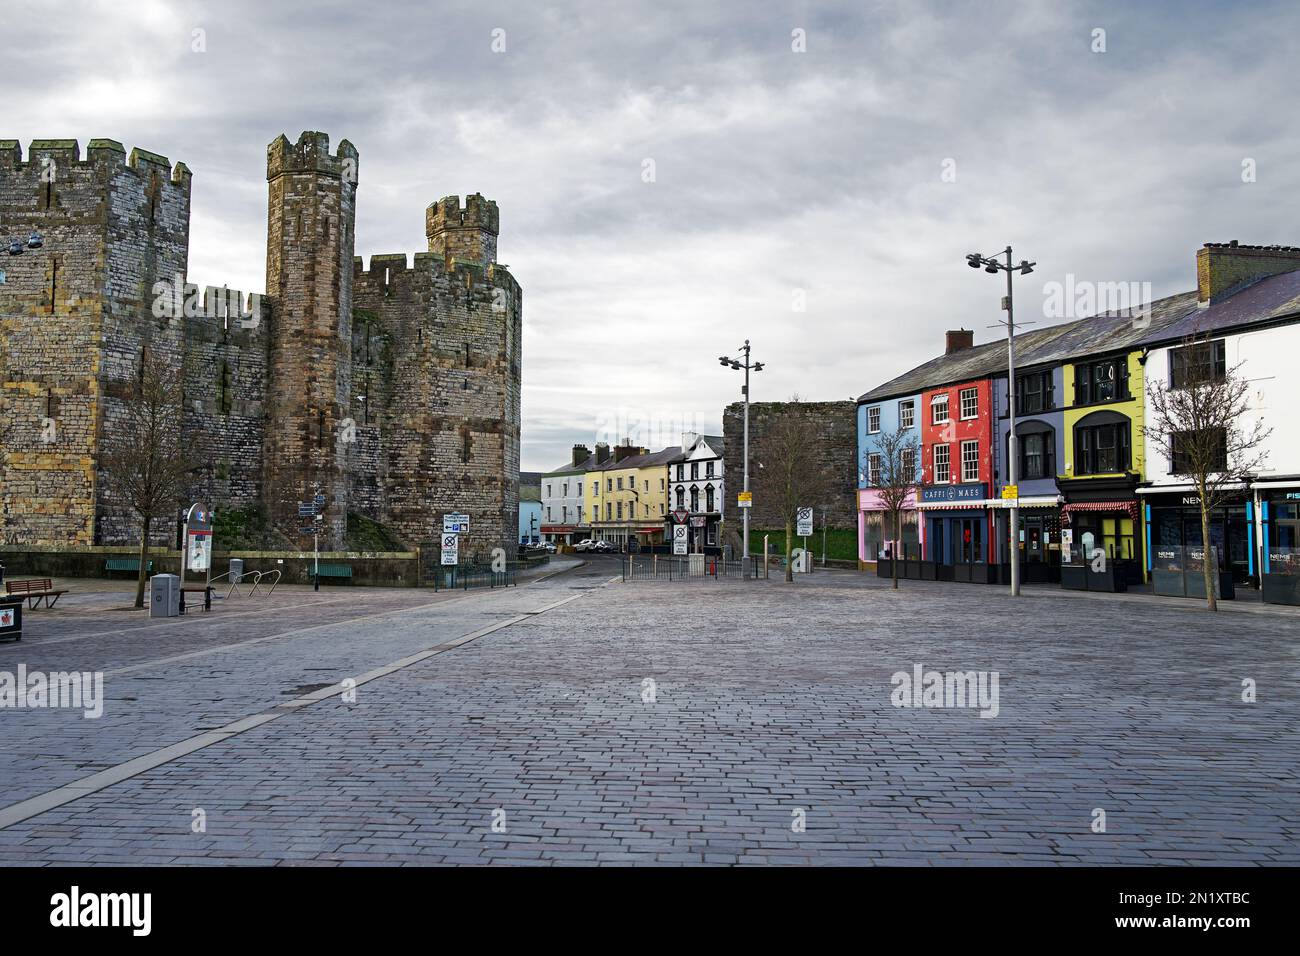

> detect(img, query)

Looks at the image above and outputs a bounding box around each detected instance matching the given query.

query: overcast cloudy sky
[4,0,1297,471]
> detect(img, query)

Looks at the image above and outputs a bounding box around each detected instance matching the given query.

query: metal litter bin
[149,574,180,618]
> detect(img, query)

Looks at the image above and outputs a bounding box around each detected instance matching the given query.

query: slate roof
[1142,269,1300,345]
[857,289,1202,404]
[544,454,598,476]
[590,446,685,471]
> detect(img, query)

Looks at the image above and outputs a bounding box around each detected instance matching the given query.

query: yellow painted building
[586,446,676,548]
[1058,349,1147,579]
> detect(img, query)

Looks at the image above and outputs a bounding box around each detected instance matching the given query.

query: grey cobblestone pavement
[0,558,1295,865]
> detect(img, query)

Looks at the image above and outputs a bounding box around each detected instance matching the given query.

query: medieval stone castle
[0,131,522,557]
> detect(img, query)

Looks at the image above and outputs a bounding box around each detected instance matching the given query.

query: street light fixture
[719,339,763,571]
[965,246,1037,598]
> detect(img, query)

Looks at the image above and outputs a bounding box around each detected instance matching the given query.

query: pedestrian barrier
[431,563,518,591]
[621,555,759,582]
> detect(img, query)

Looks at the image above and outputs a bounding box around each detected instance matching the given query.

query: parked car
[574,539,595,552]
[543,542,557,553]
[593,541,613,553]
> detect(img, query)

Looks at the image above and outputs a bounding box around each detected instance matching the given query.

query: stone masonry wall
[723,400,858,531]
[0,138,190,546]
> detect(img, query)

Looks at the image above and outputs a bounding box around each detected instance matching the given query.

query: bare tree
[865,425,920,590]
[100,351,200,608]
[751,397,840,582]
[1144,332,1270,611]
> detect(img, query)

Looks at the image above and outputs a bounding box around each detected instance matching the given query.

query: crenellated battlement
[266,130,358,183]
[0,138,191,187]
[426,193,499,237]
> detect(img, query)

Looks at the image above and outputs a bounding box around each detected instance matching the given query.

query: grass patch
[214,506,293,551]
[346,512,407,552]
[749,527,858,561]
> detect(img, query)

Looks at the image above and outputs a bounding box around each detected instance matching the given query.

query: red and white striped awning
[1061,500,1139,522]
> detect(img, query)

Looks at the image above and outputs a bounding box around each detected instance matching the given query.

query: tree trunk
[785,520,794,582]
[1199,482,1217,612]
[891,509,900,590]
[134,514,151,609]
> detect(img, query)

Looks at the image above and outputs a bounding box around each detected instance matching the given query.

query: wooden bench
[308,564,353,583]
[180,586,212,614]
[105,557,153,576]
[5,578,68,609]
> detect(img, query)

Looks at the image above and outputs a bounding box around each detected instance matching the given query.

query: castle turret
[426,193,498,268]
[0,138,190,547]
[263,131,358,546]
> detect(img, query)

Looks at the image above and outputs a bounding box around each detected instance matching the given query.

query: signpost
[182,503,214,596]
[737,491,752,509]
[443,513,470,534]
[441,533,460,566]
[796,506,813,537]
[672,525,689,556]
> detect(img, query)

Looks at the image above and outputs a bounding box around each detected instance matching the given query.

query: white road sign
[443,513,470,534]
[440,533,460,566]
[796,507,814,537]
[672,524,689,555]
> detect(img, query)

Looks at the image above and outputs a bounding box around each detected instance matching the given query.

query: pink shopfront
[858,487,922,565]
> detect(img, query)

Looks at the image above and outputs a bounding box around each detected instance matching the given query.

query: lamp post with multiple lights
[719,341,763,568]
[965,247,1035,597]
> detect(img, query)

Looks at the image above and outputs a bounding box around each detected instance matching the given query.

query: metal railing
[431,563,518,591]
[621,555,758,582]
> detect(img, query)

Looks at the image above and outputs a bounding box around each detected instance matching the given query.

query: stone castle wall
[723,400,858,531]
[0,133,521,557]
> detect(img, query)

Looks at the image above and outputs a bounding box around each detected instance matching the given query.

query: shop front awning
[1061,500,1139,522]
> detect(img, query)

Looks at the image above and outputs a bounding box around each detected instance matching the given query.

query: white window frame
[933,443,950,484]
[931,393,950,425]
[961,439,979,482]
[959,387,978,421]
[901,446,916,480]
[867,406,881,434]
[899,400,915,430]
[868,453,882,487]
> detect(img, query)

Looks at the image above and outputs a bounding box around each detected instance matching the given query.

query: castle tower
[426,193,498,268]
[263,131,358,546]
[0,138,191,546]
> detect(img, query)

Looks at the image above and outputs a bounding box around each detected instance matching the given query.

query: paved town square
[0,559,1294,866]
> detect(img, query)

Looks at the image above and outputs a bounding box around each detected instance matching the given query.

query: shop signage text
[920,483,987,504]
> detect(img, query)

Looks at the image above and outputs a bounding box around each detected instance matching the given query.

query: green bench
[308,564,353,583]
[105,558,153,576]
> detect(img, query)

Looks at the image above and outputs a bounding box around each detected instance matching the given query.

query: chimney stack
[594,442,610,465]
[945,329,974,354]
[1196,241,1300,306]
[571,444,591,467]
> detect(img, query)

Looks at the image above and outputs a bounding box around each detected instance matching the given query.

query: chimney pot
[945,329,974,354]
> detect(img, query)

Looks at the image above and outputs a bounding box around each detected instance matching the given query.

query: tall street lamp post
[966,248,1036,597]
[719,341,763,570]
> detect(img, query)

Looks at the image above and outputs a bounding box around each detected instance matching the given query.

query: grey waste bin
[150,574,180,618]
[228,558,244,585]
